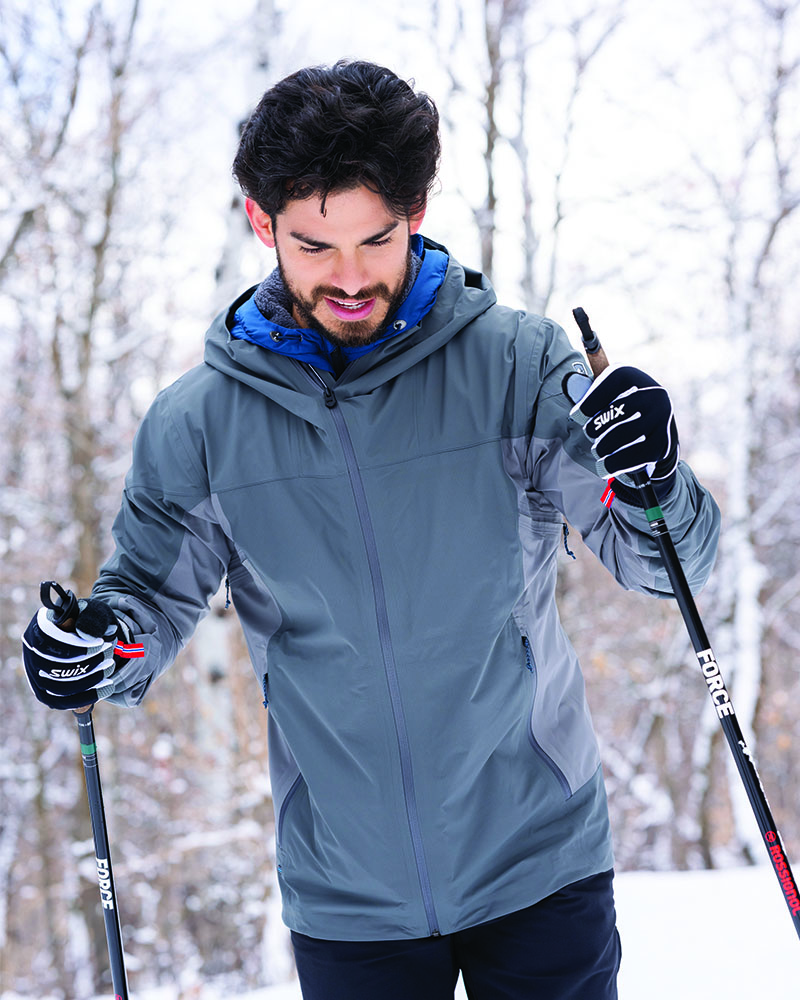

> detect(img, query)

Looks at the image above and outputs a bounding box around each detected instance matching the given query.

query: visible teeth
[334,299,365,309]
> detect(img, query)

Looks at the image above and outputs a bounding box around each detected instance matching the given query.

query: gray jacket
[93,239,720,940]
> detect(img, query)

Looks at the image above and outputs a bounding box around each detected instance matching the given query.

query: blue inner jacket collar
[230,235,449,375]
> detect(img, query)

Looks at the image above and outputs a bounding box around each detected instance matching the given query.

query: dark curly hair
[232,61,440,219]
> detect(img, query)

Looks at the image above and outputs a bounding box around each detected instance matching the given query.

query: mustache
[312,283,392,304]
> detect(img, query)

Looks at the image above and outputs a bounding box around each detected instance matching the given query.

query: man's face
[245,185,425,348]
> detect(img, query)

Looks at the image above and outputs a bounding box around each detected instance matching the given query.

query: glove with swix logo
[569,365,679,493]
[22,587,140,710]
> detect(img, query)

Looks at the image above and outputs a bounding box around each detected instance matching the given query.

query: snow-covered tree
[423,0,624,311]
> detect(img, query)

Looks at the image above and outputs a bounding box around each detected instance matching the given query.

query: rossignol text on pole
[568,310,800,943]
[40,582,130,998]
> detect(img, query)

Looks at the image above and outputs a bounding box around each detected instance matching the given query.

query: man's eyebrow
[288,220,400,248]
[359,221,400,244]
[288,231,332,249]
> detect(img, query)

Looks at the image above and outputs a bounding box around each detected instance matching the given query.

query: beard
[276,245,413,349]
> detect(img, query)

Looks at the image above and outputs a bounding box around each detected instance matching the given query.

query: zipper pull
[301,363,338,407]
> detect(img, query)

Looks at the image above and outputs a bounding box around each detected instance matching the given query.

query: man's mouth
[324,296,377,321]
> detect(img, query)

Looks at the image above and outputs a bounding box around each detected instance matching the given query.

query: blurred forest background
[2,0,799,996]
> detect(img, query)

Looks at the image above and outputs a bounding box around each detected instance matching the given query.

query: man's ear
[245,198,276,248]
[409,203,426,236]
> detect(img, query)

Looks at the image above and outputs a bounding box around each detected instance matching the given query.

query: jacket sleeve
[91,384,232,706]
[520,315,721,598]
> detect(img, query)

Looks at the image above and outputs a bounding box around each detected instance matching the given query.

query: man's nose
[330,252,369,295]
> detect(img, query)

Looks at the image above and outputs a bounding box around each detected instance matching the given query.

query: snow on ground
[615,866,798,999]
[3,866,797,1000]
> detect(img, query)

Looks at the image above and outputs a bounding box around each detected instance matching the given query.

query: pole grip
[572,306,609,376]
[40,580,79,630]
[39,581,95,713]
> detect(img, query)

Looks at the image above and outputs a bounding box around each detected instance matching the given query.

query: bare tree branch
[0,206,36,279]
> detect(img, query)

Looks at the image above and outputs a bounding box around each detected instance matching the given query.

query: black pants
[291,869,621,1000]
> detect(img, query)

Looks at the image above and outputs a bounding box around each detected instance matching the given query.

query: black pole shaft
[629,470,800,940]
[74,708,130,998]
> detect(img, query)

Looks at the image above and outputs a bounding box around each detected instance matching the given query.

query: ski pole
[40,582,131,998]
[569,309,800,943]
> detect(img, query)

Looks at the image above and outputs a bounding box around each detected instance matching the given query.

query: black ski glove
[569,365,679,495]
[22,595,124,710]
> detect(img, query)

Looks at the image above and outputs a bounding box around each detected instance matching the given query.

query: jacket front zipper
[301,364,441,936]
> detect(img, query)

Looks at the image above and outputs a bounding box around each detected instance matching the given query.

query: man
[23,61,720,999]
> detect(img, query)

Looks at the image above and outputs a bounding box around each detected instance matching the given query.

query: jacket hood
[203,236,497,418]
